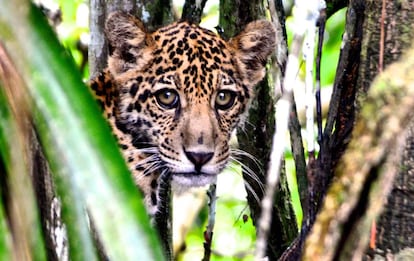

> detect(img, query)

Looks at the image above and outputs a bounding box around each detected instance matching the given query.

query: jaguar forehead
[151,22,234,99]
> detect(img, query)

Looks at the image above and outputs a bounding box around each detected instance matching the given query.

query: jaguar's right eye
[155,89,180,109]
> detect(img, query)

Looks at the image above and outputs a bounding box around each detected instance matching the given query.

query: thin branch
[304,10,317,154]
[316,9,326,145]
[368,1,386,250]
[202,184,217,261]
[269,0,308,221]
[154,171,173,260]
[269,0,307,184]
[288,101,308,217]
[321,0,364,161]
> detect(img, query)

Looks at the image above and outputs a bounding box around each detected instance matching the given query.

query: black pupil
[163,91,172,101]
[216,90,236,110]
[218,92,227,102]
[156,89,178,109]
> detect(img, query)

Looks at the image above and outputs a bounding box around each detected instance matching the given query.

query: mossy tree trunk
[361,0,414,258]
[219,0,298,259]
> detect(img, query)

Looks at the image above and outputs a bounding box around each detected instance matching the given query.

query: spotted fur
[89,12,276,215]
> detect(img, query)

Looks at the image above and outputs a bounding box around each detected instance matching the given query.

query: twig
[154,171,173,260]
[304,9,317,155]
[289,100,308,218]
[316,9,326,145]
[202,183,217,261]
[269,0,309,222]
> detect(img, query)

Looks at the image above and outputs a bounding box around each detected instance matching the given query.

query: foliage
[0,1,163,260]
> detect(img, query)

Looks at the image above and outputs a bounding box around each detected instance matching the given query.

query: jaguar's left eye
[155,89,180,109]
[215,90,237,111]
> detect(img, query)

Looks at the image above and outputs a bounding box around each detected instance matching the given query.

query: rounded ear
[105,12,153,75]
[229,20,276,87]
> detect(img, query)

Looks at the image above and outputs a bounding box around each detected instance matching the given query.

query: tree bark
[181,0,207,24]
[219,0,297,259]
[31,131,67,261]
[360,0,414,258]
[370,121,414,259]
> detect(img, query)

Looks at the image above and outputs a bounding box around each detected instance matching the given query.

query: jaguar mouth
[171,171,217,188]
[173,171,209,177]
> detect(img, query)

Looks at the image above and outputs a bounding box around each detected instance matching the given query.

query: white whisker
[231,148,261,167]
[229,156,264,193]
[130,146,159,154]
[129,149,165,181]
[144,162,164,175]
[243,180,262,204]
[138,154,159,165]
[133,172,147,181]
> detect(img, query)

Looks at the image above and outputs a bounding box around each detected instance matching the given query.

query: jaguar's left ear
[229,20,276,87]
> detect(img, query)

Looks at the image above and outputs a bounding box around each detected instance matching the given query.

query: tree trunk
[361,0,414,258]
[181,0,207,24]
[219,0,298,259]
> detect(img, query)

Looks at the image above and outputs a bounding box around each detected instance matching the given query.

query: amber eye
[155,89,179,109]
[215,90,237,111]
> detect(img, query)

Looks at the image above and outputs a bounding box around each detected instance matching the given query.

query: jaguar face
[95,12,276,208]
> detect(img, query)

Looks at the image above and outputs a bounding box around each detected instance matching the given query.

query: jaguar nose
[184,150,214,172]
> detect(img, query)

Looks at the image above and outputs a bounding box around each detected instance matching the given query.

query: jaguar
[89,12,276,215]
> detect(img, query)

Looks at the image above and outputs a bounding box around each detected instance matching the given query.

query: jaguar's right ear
[105,12,153,75]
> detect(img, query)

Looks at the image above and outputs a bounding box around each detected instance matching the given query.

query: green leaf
[0,1,164,260]
[0,84,22,261]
